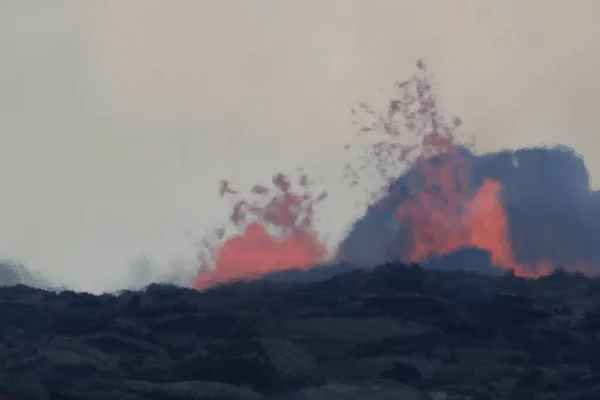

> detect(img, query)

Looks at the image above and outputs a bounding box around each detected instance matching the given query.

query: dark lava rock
[0,262,600,399]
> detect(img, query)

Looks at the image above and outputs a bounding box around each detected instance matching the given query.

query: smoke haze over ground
[2,1,600,292]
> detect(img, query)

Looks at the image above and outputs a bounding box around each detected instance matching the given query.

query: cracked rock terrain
[2,262,600,399]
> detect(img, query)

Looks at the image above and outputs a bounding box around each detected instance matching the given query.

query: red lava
[194,172,328,289]
[194,60,589,289]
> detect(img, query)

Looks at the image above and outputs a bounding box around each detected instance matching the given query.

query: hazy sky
[1,1,600,292]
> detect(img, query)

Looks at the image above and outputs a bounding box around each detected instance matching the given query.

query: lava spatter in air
[342,60,594,277]
[196,60,598,289]
[194,172,328,289]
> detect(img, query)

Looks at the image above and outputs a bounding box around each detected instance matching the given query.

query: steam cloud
[0,259,50,289]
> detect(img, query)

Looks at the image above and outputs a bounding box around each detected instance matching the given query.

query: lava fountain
[194,172,328,289]
[195,60,597,289]
[339,61,596,277]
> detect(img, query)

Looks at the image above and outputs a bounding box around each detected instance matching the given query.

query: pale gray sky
[1,1,600,292]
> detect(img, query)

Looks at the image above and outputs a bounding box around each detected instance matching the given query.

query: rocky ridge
[1,262,600,399]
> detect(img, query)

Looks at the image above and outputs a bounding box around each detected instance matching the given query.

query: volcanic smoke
[194,61,598,290]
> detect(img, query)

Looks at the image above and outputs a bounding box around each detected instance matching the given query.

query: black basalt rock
[0,261,598,399]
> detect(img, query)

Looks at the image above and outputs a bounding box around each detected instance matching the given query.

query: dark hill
[1,262,600,399]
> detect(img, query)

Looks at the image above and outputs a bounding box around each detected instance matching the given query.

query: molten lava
[194,172,328,289]
[346,61,571,277]
[194,60,595,290]
[394,147,548,277]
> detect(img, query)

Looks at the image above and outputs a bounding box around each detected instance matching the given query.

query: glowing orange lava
[195,60,590,289]
[394,137,547,277]
[194,172,328,289]
[347,60,577,277]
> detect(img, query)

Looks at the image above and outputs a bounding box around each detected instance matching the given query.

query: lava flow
[195,60,598,290]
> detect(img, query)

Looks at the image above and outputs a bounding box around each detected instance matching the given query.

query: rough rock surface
[2,262,600,399]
